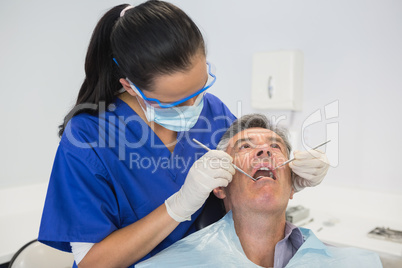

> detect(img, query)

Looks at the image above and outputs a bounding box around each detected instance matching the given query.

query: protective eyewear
[129,62,216,108]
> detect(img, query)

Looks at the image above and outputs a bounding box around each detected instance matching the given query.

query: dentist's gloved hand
[165,150,235,222]
[290,149,330,192]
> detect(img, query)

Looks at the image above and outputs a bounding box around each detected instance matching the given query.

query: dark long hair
[58,0,205,137]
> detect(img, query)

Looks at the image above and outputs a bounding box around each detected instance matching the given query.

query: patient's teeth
[254,166,276,181]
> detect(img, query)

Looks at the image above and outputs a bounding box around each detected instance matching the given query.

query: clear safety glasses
[129,62,216,108]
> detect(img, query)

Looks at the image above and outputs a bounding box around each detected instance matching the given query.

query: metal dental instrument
[272,140,331,171]
[192,138,257,182]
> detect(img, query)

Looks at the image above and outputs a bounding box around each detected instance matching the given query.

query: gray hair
[217,114,292,157]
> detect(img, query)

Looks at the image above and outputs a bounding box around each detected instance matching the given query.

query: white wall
[0,0,123,187]
[1,0,401,195]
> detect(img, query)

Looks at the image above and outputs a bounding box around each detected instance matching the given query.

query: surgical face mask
[136,93,205,132]
[127,62,215,131]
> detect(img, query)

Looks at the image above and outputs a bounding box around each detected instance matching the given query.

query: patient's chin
[252,192,278,207]
[252,189,289,211]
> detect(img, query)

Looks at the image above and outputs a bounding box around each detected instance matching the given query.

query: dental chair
[195,193,226,230]
[7,195,223,268]
[8,239,74,268]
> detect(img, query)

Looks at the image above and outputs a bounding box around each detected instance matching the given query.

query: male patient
[137,114,382,267]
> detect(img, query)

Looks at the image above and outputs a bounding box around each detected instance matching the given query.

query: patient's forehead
[227,128,285,148]
[230,127,283,143]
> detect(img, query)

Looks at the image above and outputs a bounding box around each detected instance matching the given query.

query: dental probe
[272,140,331,171]
[192,138,257,182]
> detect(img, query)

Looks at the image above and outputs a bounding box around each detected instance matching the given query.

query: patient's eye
[271,143,282,150]
[239,143,252,150]
[239,143,250,149]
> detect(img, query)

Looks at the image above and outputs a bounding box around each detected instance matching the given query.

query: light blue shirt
[136,211,383,268]
[287,227,382,268]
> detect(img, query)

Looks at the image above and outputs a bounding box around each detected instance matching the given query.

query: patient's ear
[289,187,295,200]
[213,187,226,199]
[290,172,295,200]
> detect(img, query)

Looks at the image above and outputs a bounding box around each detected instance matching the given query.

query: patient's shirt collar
[273,221,304,268]
[297,227,332,257]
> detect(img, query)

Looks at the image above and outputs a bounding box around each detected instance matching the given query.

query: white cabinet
[251,50,303,111]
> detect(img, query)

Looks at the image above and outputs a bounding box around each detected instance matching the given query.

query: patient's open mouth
[253,167,276,181]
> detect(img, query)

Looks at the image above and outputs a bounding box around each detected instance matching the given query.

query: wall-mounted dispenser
[251,50,303,111]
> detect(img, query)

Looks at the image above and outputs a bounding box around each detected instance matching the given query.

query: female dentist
[38,1,329,267]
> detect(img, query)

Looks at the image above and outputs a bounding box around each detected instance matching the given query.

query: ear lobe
[289,187,295,200]
[119,78,137,96]
[213,187,226,199]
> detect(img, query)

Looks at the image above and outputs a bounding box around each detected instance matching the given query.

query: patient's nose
[256,149,271,157]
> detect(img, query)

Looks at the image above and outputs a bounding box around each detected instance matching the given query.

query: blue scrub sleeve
[38,141,119,252]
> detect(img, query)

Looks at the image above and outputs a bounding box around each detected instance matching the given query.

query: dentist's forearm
[78,203,179,268]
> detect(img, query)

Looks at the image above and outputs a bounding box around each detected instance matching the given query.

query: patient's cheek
[234,152,255,167]
[272,152,288,166]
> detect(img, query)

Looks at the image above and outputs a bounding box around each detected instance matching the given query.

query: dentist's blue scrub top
[38,93,235,266]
